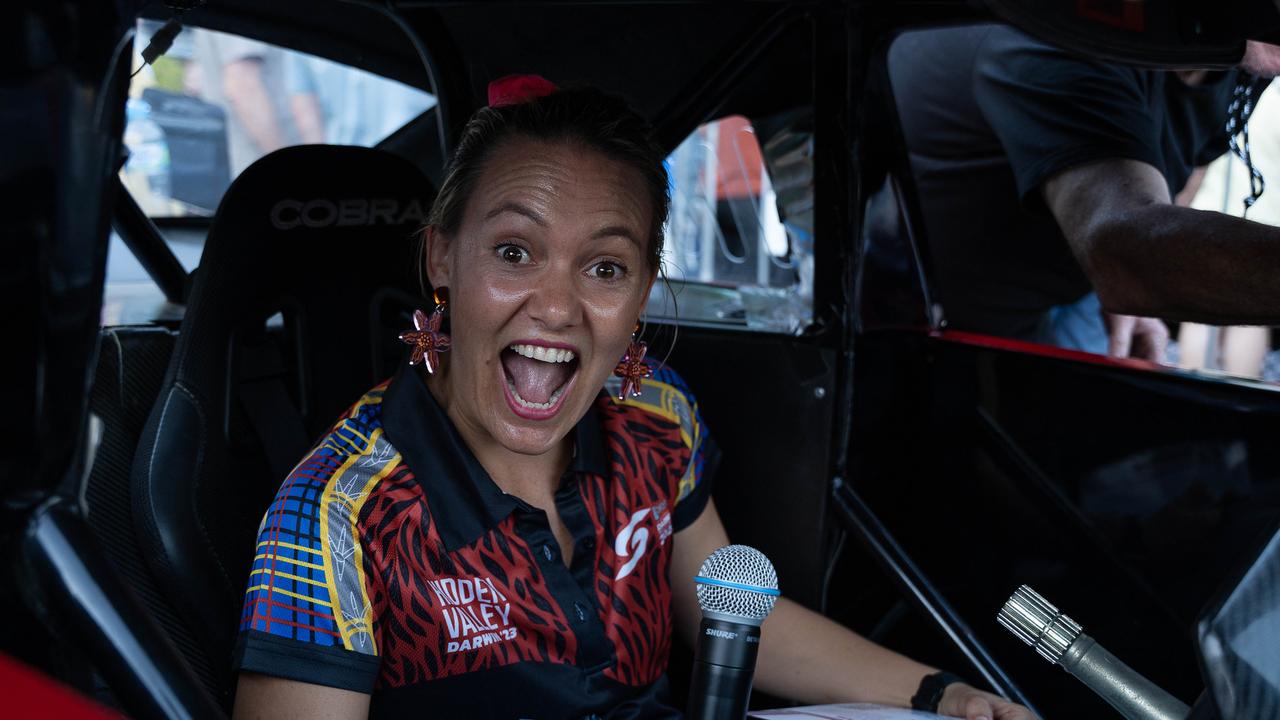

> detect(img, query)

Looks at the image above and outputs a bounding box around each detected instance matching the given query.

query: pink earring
[399,288,451,374]
[613,323,652,400]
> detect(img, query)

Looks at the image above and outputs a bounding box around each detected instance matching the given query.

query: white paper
[748,703,947,720]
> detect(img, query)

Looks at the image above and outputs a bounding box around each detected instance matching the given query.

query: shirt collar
[380,362,609,551]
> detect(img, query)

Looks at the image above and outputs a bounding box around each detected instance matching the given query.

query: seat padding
[86,327,225,696]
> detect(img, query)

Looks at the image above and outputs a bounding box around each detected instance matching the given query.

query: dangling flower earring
[613,322,652,400]
[399,288,451,374]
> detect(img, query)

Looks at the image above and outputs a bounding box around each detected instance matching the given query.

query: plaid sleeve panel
[234,389,397,692]
[241,469,344,645]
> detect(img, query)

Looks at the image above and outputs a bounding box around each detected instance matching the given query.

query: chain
[1225,74,1266,217]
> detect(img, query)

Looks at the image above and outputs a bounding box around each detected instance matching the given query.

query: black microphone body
[685,545,779,720]
[687,616,762,720]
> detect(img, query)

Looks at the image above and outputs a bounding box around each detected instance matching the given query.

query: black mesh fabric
[130,146,436,705]
[85,327,224,696]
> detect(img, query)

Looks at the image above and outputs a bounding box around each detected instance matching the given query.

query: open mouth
[500,342,580,418]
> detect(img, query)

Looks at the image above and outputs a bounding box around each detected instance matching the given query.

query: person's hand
[1242,40,1280,78]
[937,682,1038,720]
[1104,312,1169,362]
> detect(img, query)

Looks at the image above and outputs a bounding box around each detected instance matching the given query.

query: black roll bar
[112,176,189,305]
[17,499,226,719]
[831,480,1039,714]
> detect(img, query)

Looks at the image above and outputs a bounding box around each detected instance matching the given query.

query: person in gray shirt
[875,24,1280,358]
[190,28,299,175]
[285,53,435,147]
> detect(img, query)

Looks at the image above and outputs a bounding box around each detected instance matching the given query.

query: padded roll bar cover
[131,145,436,697]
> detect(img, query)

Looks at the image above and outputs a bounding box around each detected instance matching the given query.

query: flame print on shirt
[581,384,693,687]
[360,480,577,686]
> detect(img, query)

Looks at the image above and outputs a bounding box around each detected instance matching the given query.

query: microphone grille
[694,545,780,624]
[997,585,1082,665]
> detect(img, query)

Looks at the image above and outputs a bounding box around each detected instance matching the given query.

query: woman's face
[427,136,656,458]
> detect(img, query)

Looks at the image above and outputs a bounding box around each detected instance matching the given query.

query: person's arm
[223,57,286,154]
[290,93,326,144]
[233,675,369,720]
[1044,157,1280,325]
[670,500,1034,719]
[284,54,326,144]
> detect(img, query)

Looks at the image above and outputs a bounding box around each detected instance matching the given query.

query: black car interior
[8,1,1280,718]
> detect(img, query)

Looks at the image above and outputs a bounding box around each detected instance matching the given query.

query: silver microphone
[688,545,780,720]
[998,585,1190,720]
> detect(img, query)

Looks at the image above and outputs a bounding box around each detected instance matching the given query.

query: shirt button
[583,537,595,550]
[574,602,588,622]
[542,544,555,562]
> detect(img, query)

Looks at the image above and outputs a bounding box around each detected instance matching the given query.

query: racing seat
[130,145,435,705]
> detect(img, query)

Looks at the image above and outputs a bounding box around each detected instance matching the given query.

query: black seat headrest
[207,144,431,277]
[184,144,434,422]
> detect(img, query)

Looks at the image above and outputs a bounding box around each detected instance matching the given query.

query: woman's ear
[424,225,453,291]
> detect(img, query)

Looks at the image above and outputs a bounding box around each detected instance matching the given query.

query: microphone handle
[687,617,761,720]
[1061,634,1190,720]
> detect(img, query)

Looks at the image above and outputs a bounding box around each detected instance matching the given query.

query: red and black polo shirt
[233,360,717,718]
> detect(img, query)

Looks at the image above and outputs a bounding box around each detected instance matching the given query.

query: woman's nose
[526,270,582,329]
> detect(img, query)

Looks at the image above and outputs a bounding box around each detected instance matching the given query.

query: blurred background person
[188,28,299,175]
[285,53,436,146]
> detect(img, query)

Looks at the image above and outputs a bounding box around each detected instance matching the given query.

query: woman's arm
[670,500,1035,719]
[232,674,370,720]
[670,500,930,705]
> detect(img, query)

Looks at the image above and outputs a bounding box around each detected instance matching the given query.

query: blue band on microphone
[694,575,781,596]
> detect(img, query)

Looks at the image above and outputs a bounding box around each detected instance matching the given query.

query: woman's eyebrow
[484,201,548,227]
[592,225,643,248]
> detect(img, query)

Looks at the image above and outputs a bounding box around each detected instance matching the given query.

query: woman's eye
[497,244,530,264]
[591,261,625,280]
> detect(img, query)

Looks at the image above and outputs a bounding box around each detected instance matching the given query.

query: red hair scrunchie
[487,74,559,107]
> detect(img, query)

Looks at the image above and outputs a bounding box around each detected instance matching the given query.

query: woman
[232,79,1033,719]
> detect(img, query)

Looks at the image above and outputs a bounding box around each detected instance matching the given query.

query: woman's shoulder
[313,381,394,455]
[335,379,393,433]
[599,362,718,523]
[600,361,709,453]
[271,380,407,501]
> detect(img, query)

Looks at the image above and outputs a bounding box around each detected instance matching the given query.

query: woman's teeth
[507,379,569,410]
[508,344,576,363]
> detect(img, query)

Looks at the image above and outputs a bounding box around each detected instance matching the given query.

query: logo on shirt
[426,576,517,653]
[614,501,673,581]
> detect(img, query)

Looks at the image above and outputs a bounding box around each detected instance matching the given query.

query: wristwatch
[910,671,965,713]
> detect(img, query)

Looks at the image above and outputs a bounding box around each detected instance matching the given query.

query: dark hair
[424,87,670,278]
